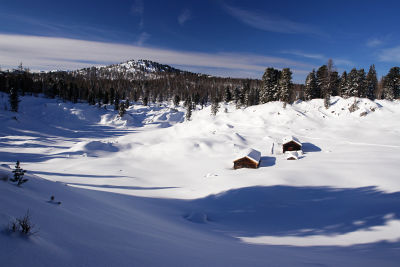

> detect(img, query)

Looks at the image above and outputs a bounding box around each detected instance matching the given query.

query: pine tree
[328,71,340,96]
[304,70,317,100]
[233,87,241,108]
[357,69,367,98]
[383,67,400,100]
[183,96,192,108]
[103,91,109,105]
[118,102,126,117]
[278,68,292,106]
[9,87,20,112]
[125,99,130,109]
[339,71,348,97]
[316,65,328,98]
[10,161,28,186]
[185,101,192,121]
[210,96,219,116]
[173,94,180,107]
[143,96,149,106]
[224,87,232,103]
[109,88,115,105]
[261,68,280,103]
[114,92,120,111]
[365,65,378,100]
[346,68,359,97]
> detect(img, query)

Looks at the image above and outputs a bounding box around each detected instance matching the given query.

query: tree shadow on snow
[30,170,131,179]
[181,186,400,238]
[66,182,179,190]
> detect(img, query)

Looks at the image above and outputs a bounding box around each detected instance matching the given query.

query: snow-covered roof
[286,151,299,160]
[282,136,302,146]
[243,148,261,164]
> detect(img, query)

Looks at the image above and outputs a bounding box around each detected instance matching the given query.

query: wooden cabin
[282,136,302,153]
[233,149,261,169]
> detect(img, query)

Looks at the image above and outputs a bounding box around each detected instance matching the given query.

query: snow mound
[185,211,209,223]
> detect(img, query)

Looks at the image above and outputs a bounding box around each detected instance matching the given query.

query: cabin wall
[234,158,258,169]
[283,141,302,153]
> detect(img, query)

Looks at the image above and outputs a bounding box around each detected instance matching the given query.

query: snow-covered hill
[1,93,400,266]
[74,59,187,80]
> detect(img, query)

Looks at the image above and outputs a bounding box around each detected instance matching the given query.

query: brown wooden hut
[282,136,302,153]
[233,149,261,169]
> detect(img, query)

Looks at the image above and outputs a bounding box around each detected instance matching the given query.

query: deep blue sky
[1,0,400,82]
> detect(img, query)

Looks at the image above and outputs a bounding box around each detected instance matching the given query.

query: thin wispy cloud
[0,34,312,80]
[379,46,400,62]
[223,4,326,37]
[281,50,325,60]
[282,50,354,67]
[0,10,136,42]
[131,0,144,28]
[178,9,192,26]
[366,38,383,48]
[136,32,150,46]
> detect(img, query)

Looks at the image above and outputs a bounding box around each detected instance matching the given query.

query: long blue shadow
[179,186,400,237]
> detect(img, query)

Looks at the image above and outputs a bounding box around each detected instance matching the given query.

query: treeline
[1,60,399,116]
[0,63,261,110]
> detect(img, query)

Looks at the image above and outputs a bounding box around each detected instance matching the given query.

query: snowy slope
[75,59,186,80]
[1,93,400,266]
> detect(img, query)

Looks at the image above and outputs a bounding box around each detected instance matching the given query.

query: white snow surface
[1,93,400,266]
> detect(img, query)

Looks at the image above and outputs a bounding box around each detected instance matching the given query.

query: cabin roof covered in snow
[282,136,302,146]
[241,148,261,164]
[285,151,299,160]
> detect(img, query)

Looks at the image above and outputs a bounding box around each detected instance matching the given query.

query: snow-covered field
[1,92,400,266]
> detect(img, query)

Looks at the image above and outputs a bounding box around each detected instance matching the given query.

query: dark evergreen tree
[366,64,378,100]
[224,87,232,103]
[173,94,180,107]
[185,100,192,121]
[328,71,340,96]
[193,92,200,106]
[109,88,115,105]
[143,96,149,106]
[103,91,109,105]
[261,68,280,103]
[233,87,241,108]
[346,68,359,97]
[278,68,292,106]
[304,70,317,100]
[357,69,367,98]
[316,65,328,98]
[118,102,126,117]
[339,71,348,97]
[210,96,219,116]
[114,92,120,111]
[383,67,400,100]
[9,87,20,112]
[183,96,192,108]
[10,161,27,186]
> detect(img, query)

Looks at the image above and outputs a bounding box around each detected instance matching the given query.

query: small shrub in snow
[10,161,28,186]
[348,100,359,113]
[49,195,62,205]
[7,210,37,236]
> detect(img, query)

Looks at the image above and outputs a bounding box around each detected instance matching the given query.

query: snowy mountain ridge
[74,59,189,80]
